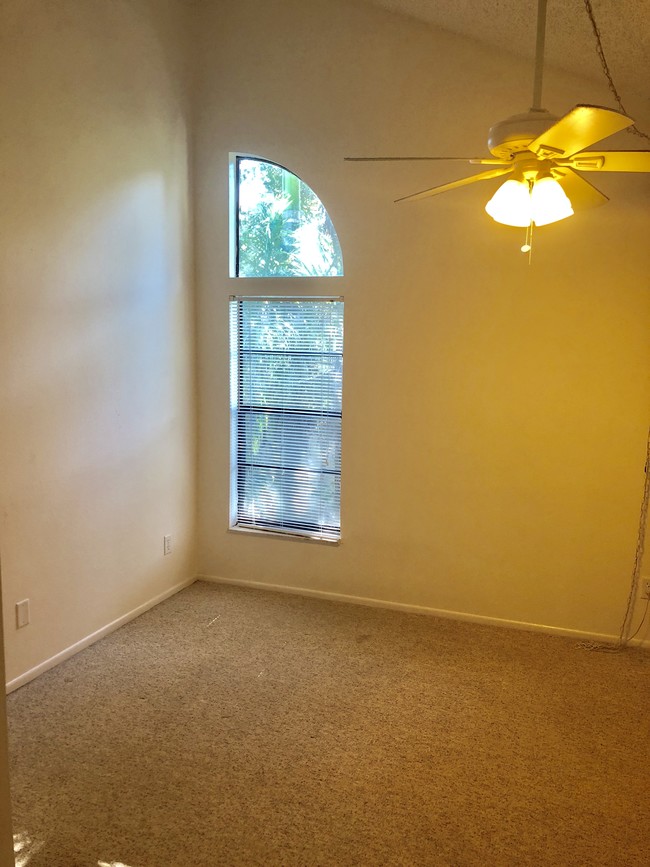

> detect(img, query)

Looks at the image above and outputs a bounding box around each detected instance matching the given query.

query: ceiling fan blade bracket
[556,151,650,172]
[534,144,566,159]
[559,155,606,170]
[469,158,513,165]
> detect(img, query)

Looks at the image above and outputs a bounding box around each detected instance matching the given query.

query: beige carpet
[7,580,650,866]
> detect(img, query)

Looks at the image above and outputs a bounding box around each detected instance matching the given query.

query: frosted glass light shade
[486,175,574,228]
[485,179,532,227]
[530,177,574,226]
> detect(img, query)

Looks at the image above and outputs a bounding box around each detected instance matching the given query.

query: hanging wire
[578,424,650,652]
[576,3,650,653]
[616,425,650,645]
[583,0,650,141]
[626,597,650,642]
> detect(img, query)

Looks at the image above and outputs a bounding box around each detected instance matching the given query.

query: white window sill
[228,525,340,546]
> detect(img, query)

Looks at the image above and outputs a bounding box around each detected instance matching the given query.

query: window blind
[230,297,343,541]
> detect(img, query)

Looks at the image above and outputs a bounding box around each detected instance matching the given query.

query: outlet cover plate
[16,599,30,629]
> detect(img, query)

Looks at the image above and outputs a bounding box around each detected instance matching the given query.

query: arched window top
[232,155,343,278]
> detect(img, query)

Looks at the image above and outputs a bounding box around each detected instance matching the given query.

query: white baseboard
[7,574,645,694]
[6,576,197,694]
[197,574,649,648]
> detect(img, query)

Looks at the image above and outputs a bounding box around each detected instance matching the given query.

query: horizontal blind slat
[231,297,343,539]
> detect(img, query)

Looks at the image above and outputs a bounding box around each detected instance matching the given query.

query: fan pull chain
[520,222,533,262]
[520,180,534,262]
[583,0,650,142]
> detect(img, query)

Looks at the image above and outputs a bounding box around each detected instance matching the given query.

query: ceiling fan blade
[344,156,509,165]
[528,105,633,159]
[557,150,650,173]
[395,167,512,203]
[554,168,608,209]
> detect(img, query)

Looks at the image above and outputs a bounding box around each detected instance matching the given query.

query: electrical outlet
[16,599,30,629]
[163,535,172,556]
[642,579,650,601]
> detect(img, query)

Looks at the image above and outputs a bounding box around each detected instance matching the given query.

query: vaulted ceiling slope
[356,0,650,102]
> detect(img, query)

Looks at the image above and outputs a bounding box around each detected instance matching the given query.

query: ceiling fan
[345,0,650,240]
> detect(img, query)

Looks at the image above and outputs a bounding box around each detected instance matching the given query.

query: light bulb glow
[486,175,574,228]
[530,176,574,226]
[485,179,532,227]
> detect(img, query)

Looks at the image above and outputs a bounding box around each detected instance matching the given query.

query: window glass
[230,297,343,541]
[236,157,343,278]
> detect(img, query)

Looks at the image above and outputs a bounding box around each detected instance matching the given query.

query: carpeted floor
[7,580,650,866]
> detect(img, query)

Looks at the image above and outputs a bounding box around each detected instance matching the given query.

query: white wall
[0,0,197,685]
[194,0,650,642]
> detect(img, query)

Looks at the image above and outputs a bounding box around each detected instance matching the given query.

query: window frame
[229,153,343,280]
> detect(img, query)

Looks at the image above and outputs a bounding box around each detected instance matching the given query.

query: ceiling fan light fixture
[486,175,574,228]
[484,179,532,227]
[347,0,650,241]
[530,175,574,226]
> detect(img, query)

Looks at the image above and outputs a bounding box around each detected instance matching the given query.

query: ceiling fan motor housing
[487,110,558,158]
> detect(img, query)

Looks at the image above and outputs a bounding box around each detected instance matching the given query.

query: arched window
[229,156,344,541]
[232,155,343,278]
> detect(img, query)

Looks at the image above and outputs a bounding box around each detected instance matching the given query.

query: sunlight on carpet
[13,830,134,867]
[14,831,44,866]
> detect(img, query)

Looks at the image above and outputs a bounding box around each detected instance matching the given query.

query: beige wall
[0,0,197,685]
[194,0,650,642]
[0,0,647,694]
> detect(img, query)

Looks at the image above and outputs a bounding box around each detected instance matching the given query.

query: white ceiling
[357,0,650,105]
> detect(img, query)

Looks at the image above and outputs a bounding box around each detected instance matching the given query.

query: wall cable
[578,423,650,652]
[616,424,650,645]
[575,3,650,652]
[626,597,650,643]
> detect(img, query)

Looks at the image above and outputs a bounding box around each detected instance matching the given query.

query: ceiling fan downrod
[531,0,548,111]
